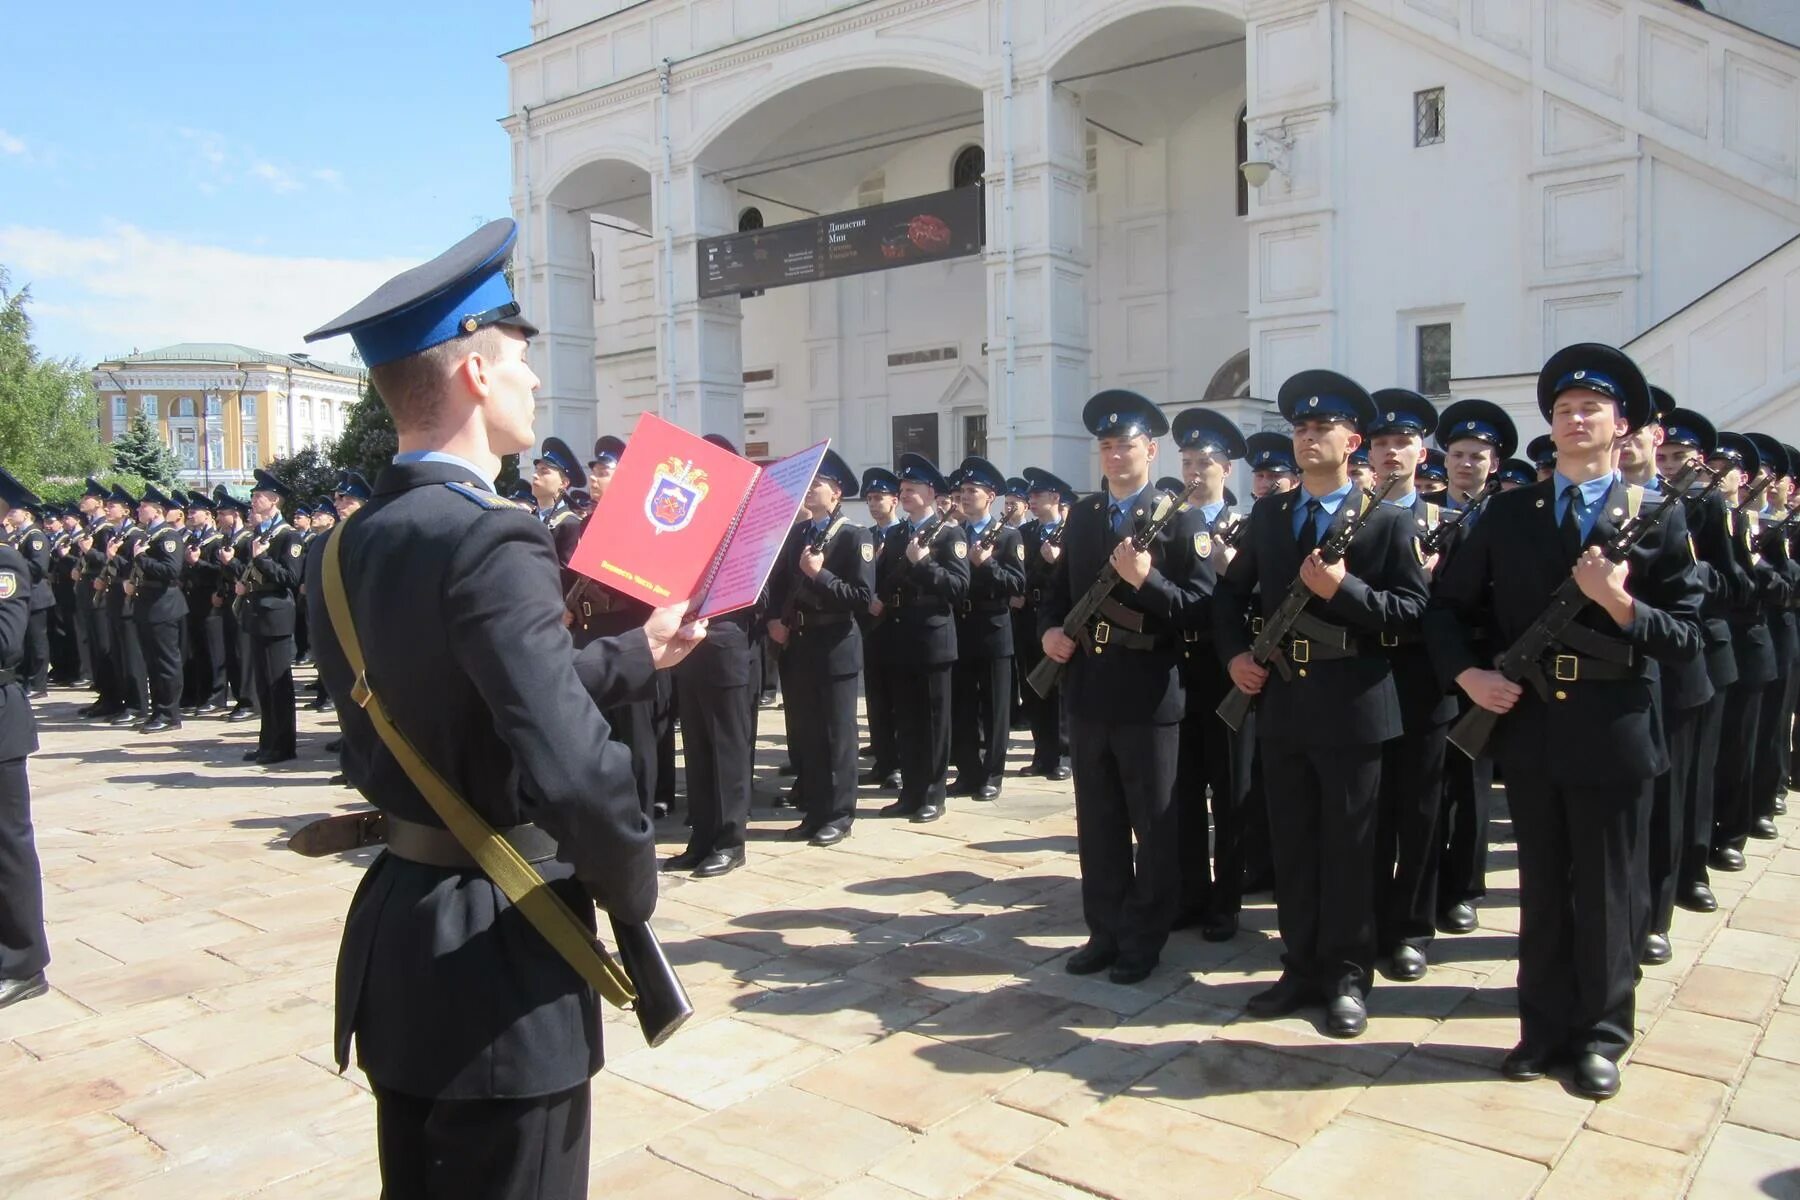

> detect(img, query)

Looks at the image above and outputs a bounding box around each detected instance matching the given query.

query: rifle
[1216,512,1249,550]
[1215,473,1408,731]
[1043,520,1068,551]
[1447,463,1714,759]
[1420,477,1501,556]
[775,517,841,638]
[1027,479,1202,699]
[975,519,1005,552]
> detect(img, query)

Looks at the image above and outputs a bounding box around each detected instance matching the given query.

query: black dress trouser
[1713,679,1765,853]
[1071,713,1180,965]
[1647,701,1702,940]
[1680,691,1727,893]
[135,611,183,724]
[1377,724,1449,952]
[1175,652,1247,922]
[783,635,859,832]
[678,675,752,854]
[951,654,1013,791]
[21,610,47,692]
[891,663,952,813]
[253,634,296,757]
[863,653,900,776]
[372,1082,591,1200]
[0,759,47,981]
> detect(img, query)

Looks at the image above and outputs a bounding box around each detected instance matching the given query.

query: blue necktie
[1561,485,1583,560]
[1298,499,1323,553]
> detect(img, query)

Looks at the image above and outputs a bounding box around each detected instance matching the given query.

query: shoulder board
[1624,483,1644,520]
[548,510,577,527]
[444,481,513,510]
[1422,501,1440,528]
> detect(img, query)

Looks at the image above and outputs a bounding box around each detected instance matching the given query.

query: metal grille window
[1415,88,1445,147]
[737,207,763,232]
[952,145,985,190]
[963,413,987,459]
[1417,323,1453,396]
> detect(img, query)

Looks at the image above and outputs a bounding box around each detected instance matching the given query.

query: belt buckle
[1290,638,1311,664]
[1251,617,1265,635]
[1183,630,1200,643]
[1093,621,1111,646]
[1554,654,1578,683]
[1379,632,1399,648]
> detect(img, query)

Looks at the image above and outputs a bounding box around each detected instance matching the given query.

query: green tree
[331,379,397,482]
[262,444,340,507]
[0,266,108,490]
[109,413,185,490]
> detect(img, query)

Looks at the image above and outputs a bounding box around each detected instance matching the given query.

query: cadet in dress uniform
[1706,432,1780,875]
[0,468,46,1012]
[76,482,123,718]
[1745,433,1798,846]
[1427,343,1702,1100]
[291,505,316,667]
[217,490,258,721]
[1167,408,1249,942]
[950,456,1026,801]
[301,219,703,1200]
[1018,469,1074,779]
[1656,410,1742,920]
[1245,433,1298,499]
[1528,434,1558,483]
[1041,391,1209,984]
[238,470,305,763]
[49,505,86,686]
[1498,460,1537,490]
[1237,435,1297,892]
[869,454,968,823]
[125,486,189,733]
[181,491,230,715]
[1415,449,1449,502]
[1362,390,1457,981]
[1621,394,1716,968]
[531,437,586,570]
[1003,476,1034,726]
[107,487,151,726]
[11,503,52,698]
[764,450,875,846]
[1215,373,1431,1037]
[1433,400,1517,937]
[859,467,903,788]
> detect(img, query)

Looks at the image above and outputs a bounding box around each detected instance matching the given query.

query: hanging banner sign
[697,186,984,299]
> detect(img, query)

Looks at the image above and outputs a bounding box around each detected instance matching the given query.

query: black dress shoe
[1388,945,1427,981]
[651,801,670,821]
[1678,882,1718,913]
[1710,847,1746,872]
[1641,933,1672,965]
[109,711,141,727]
[194,704,224,716]
[1109,958,1156,985]
[975,785,1000,802]
[1065,942,1118,975]
[909,804,943,824]
[860,770,901,788]
[859,745,874,757]
[810,824,851,847]
[253,751,297,765]
[1325,995,1367,1038]
[1777,796,1789,816]
[945,782,977,798]
[1751,816,1780,840]
[226,707,257,723]
[778,761,798,777]
[329,774,348,786]
[1437,902,1478,934]
[1247,975,1314,1018]
[1171,907,1205,932]
[0,973,48,1010]
[878,801,915,819]
[1500,1043,1553,1081]
[1571,1052,1621,1100]
[180,706,200,717]
[139,718,181,733]
[1046,766,1072,782]
[662,850,707,872]
[85,705,126,720]
[325,738,342,753]
[1201,913,1239,943]
[780,823,819,842]
[242,749,263,762]
[693,849,745,878]
[28,689,47,700]
[1016,763,1044,778]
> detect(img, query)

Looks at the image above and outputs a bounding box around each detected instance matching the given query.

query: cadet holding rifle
[1213,371,1429,1038]
[1426,343,1702,1100]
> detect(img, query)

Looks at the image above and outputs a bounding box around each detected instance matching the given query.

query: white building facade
[504,0,1800,482]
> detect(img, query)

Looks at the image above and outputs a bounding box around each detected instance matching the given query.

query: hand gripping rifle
[1420,477,1501,557]
[1447,463,1715,760]
[1216,473,1409,732]
[1028,479,1201,699]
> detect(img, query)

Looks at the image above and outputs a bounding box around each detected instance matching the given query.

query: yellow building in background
[90,343,365,486]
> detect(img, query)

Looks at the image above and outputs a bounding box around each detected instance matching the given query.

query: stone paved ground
[4,674,1800,1198]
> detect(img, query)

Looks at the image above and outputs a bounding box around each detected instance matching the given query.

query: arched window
[1236,105,1249,217]
[173,396,195,418]
[737,207,764,232]
[952,145,985,190]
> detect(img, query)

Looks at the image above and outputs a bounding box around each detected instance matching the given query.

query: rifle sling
[321,513,638,1012]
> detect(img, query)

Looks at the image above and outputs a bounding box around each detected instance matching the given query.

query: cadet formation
[0,220,1796,1196]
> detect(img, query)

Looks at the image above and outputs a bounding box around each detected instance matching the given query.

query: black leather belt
[1537,652,1644,683]
[960,600,1011,615]
[384,816,557,869]
[1080,619,1165,653]
[792,609,852,629]
[0,668,18,687]
[884,593,949,615]
[1375,629,1424,648]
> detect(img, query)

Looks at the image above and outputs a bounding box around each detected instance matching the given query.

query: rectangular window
[1414,87,1445,147]
[1416,323,1453,396]
[205,394,222,419]
[242,438,259,470]
[242,394,257,420]
[206,432,225,471]
[176,426,198,469]
[963,412,988,459]
[140,395,158,419]
[111,396,127,425]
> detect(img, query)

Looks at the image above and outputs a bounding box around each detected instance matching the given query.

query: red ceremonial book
[568,413,827,619]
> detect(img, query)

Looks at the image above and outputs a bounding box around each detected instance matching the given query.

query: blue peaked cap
[305,220,537,368]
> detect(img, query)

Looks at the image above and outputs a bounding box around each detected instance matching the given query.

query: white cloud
[0,130,25,157]
[249,161,301,194]
[311,167,345,189]
[0,222,418,366]
[175,127,339,196]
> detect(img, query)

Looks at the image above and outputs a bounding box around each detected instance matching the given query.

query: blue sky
[0,0,531,366]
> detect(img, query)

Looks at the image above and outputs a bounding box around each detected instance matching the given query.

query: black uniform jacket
[956,520,1027,658]
[1042,485,1211,725]
[1388,493,1459,731]
[769,514,875,677]
[184,531,226,617]
[0,546,38,760]
[16,525,53,613]
[243,518,306,638]
[307,460,660,1100]
[1213,487,1427,746]
[1176,501,1236,688]
[873,518,969,667]
[1690,488,1746,692]
[1426,476,1703,784]
[131,521,189,623]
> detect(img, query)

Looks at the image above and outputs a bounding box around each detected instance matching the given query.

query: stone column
[658,164,745,442]
[518,175,602,450]
[985,74,1094,481]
